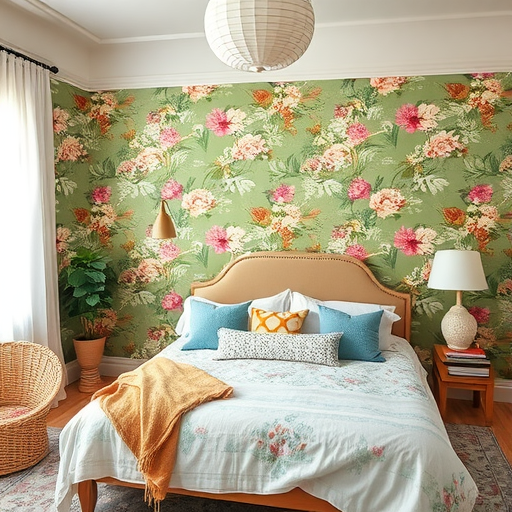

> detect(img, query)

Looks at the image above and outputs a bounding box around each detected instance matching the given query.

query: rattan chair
[0,341,63,475]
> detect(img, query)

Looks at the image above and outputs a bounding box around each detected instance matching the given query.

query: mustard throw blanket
[92,357,233,505]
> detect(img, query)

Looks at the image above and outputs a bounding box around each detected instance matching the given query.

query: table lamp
[427,249,488,351]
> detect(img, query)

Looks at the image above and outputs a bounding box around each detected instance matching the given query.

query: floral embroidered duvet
[55,337,477,512]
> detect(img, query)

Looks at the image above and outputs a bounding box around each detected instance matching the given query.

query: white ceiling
[3,0,512,90]
[12,0,512,43]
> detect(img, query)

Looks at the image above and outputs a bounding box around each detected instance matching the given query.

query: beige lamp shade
[204,0,315,72]
[151,201,176,239]
[428,250,488,350]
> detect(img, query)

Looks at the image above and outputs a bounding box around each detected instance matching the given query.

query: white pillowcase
[176,289,292,336]
[215,327,342,366]
[290,291,400,350]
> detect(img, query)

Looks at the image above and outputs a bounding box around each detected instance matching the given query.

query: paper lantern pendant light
[204,0,315,72]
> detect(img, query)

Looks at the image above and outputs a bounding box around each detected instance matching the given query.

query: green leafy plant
[59,247,116,340]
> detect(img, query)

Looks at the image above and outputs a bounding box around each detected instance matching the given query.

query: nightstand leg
[484,387,494,426]
[438,382,448,420]
[472,390,480,408]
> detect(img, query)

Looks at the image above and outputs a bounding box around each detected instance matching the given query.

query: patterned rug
[0,424,511,511]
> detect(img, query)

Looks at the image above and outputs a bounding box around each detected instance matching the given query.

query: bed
[56,251,478,512]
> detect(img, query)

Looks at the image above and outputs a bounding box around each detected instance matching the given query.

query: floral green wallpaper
[52,75,512,378]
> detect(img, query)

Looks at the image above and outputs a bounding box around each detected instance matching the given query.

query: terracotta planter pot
[73,336,106,393]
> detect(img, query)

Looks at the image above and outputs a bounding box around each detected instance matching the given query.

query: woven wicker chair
[0,341,63,475]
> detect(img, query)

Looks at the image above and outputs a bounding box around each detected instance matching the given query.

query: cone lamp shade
[152,201,176,239]
[204,0,315,72]
[427,250,488,350]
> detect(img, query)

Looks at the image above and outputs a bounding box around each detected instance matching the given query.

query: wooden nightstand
[432,344,494,426]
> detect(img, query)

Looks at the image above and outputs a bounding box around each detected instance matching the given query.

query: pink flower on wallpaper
[56,226,71,254]
[53,107,69,133]
[182,85,218,102]
[272,184,295,203]
[56,136,87,162]
[134,147,164,174]
[394,226,437,256]
[161,179,183,200]
[345,244,368,260]
[231,134,269,160]
[334,105,352,119]
[137,258,164,283]
[159,241,181,262]
[471,73,495,80]
[423,130,465,159]
[369,188,406,218]
[182,189,216,217]
[497,279,512,296]
[346,122,370,146]
[468,184,493,204]
[331,226,347,239]
[206,108,232,136]
[347,177,371,201]
[159,127,181,149]
[369,76,408,95]
[91,186,112,204]
[321,144,352,170]
[161,291,183,311]
[116,160,136,175]
[468,306,490,324]
[205,225,229,254]
[301,157,323,174]
[146,111,161,124]
[118,268,139,284]
[397,103,440,133]
[147,327,166,341]
[395,104,421,133]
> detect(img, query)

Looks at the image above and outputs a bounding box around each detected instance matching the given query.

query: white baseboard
[66,358,512,403]
[447,378,512,403]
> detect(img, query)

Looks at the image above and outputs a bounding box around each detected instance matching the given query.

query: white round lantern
[204,0,315,72]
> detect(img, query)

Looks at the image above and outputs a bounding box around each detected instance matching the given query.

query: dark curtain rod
[0,44,58,74]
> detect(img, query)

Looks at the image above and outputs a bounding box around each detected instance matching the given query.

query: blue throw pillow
[181,299,251,350]
[318,305,385,362]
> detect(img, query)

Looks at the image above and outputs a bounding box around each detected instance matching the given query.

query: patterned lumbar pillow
[250,308,309,333]
[215,328,342,366]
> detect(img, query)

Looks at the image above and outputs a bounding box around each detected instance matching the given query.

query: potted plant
[59,247,116,392]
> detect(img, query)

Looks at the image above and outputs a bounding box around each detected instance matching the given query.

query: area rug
[0,424,511,512]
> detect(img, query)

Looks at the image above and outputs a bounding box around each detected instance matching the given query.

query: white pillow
[215,327,342,366]
[176,289,292,336]
[290,291,400,350]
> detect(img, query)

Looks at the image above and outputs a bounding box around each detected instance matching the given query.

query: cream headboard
[191,251,411,341]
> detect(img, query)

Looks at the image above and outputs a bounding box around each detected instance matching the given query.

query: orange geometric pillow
[250,308,309,334]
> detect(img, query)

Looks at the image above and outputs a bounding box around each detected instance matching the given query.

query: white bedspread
[55,337,478,512]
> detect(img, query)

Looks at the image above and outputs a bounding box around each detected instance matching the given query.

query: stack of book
[442,346,491,377]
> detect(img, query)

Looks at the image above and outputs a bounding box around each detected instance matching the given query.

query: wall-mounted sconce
[151,200,176,239]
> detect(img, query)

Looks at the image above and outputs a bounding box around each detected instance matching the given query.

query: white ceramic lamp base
[441,305,477,351]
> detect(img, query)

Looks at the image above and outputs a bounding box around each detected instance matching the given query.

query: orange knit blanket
[92,357,233,506]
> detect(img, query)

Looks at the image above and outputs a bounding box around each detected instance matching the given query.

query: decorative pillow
[176,289,292,336]
[181,299,252,350]
[250,308,309,334]
[215,328,342,366]
[318,305,385,362]
[291,291,400,349]
[248,289,292,315]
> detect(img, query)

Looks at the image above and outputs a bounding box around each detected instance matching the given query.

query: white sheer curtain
[0,51,67,402]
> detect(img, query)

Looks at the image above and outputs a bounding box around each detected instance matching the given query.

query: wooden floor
[47,377,512,465]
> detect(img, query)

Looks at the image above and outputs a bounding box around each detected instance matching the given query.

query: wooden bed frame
[77,251,411,512]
